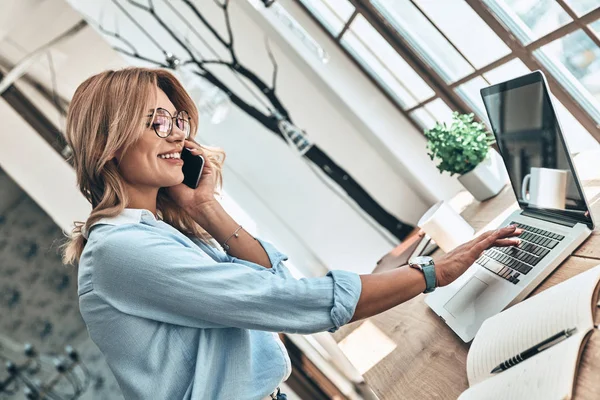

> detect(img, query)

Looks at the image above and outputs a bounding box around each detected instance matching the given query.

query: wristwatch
[408,256,437,293]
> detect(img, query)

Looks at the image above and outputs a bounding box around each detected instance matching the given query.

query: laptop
[425,71,595,342]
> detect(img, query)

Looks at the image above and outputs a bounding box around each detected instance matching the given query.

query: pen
[490,327,577,374]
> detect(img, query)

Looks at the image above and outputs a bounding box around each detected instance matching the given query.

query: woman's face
[114,88,188,190]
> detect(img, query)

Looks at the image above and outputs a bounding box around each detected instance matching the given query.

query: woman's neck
[124,183,159,218]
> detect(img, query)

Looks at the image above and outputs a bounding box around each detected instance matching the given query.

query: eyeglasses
[146,108,191,139]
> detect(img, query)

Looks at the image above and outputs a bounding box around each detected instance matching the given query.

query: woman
[61,67,521,400]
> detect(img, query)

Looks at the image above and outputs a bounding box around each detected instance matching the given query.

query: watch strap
[422,264,437,293]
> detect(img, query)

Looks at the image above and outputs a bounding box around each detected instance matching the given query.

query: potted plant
[425,112,508,201]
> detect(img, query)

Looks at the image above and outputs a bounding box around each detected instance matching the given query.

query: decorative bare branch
[120,0,292,125]
[90,0,413,240]
[116,48,170,67]
[128,0,151,12]
[97,21,136,55]
[219,0,238,63]
[182,0,230,51]
[112,0,168,56]
[92,17,168,67]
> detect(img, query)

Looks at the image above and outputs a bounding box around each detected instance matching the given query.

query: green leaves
[424,112,495,176]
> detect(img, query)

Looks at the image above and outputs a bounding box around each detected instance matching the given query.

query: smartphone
[181,147,205,189]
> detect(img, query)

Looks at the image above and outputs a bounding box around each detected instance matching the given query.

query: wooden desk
[333,151,600,399]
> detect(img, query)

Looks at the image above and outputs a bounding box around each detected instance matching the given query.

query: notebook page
[467,264,600,385]
[459,331,584,400]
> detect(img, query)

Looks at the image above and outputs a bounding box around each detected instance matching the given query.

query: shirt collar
[81,208,159,239]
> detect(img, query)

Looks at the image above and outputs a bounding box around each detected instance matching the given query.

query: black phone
[181,147,204,189]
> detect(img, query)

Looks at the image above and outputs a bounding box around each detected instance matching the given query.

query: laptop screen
[480,71,592,227]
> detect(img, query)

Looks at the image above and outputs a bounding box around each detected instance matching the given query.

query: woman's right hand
[435,225,523,287]
[167,140,218,214]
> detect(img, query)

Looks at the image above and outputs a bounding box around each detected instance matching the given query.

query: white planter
[457,149,509,201]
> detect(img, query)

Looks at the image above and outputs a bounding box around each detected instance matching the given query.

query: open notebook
[458,264,600,400]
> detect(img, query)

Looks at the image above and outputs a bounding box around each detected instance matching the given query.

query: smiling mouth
[159,157,183,163]
[157,153,181,159]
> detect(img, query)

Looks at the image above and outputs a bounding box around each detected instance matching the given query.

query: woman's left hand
[167,139,218,213]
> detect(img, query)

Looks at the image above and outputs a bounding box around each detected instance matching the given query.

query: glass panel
[552,96,600,153]
[410,108,437,131]
[456,76,488,117]
[410,99,455,131]
[535,29,600,122]
[483,0,572,44]
[298,0,355,36]
[591,19,600,37]
[341,15,436,108]
[562,0,600,17]
[413,0,511,68]
[455,60,530,120]
[483,58,530,83]
[371,0,474,82]
[426,99,455,124]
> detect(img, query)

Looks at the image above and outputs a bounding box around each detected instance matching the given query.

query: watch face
[412,256,433,265]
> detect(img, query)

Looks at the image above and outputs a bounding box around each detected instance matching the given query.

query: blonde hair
[60,67,226,266]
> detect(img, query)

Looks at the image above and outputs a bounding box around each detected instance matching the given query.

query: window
[563,0,600,16]
[410,99,455,130]
[455,77,488,117]
[412,0,512,69]
[455,59,531,118]
[484,0,572,43]
[292,0,600,145]
[341,15,435,108]
[535,29,600,122]
[591,19,600,37]
[552,96,598,153]
[371,0,475,82]
[482,58,530,82]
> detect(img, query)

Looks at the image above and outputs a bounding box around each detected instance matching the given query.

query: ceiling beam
[0,70,70,162]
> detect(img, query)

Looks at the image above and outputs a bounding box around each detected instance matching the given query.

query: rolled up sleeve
[326,270,362,333]
[227,238,361,332]
[90,225,362,334]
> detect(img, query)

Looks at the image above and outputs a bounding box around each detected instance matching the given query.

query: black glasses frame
[146,107,191,139]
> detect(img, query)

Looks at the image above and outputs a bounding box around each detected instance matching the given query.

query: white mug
[521,167,567,209]
[418,201,475,253]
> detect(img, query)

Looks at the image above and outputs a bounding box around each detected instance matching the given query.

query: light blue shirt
[78,208,362,399]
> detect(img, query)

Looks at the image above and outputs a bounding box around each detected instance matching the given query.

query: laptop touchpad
[443,276,488,318]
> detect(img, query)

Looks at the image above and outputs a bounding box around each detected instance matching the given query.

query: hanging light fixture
[178,68,232,125]
[273,110,313,156]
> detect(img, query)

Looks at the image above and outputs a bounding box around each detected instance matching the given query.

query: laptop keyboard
[476,222,565,285]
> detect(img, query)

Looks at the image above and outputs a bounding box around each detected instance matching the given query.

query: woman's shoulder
[85,223,220,270]
[87,221,157,244]
[83,224,174,267]
[88,220,191,245]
